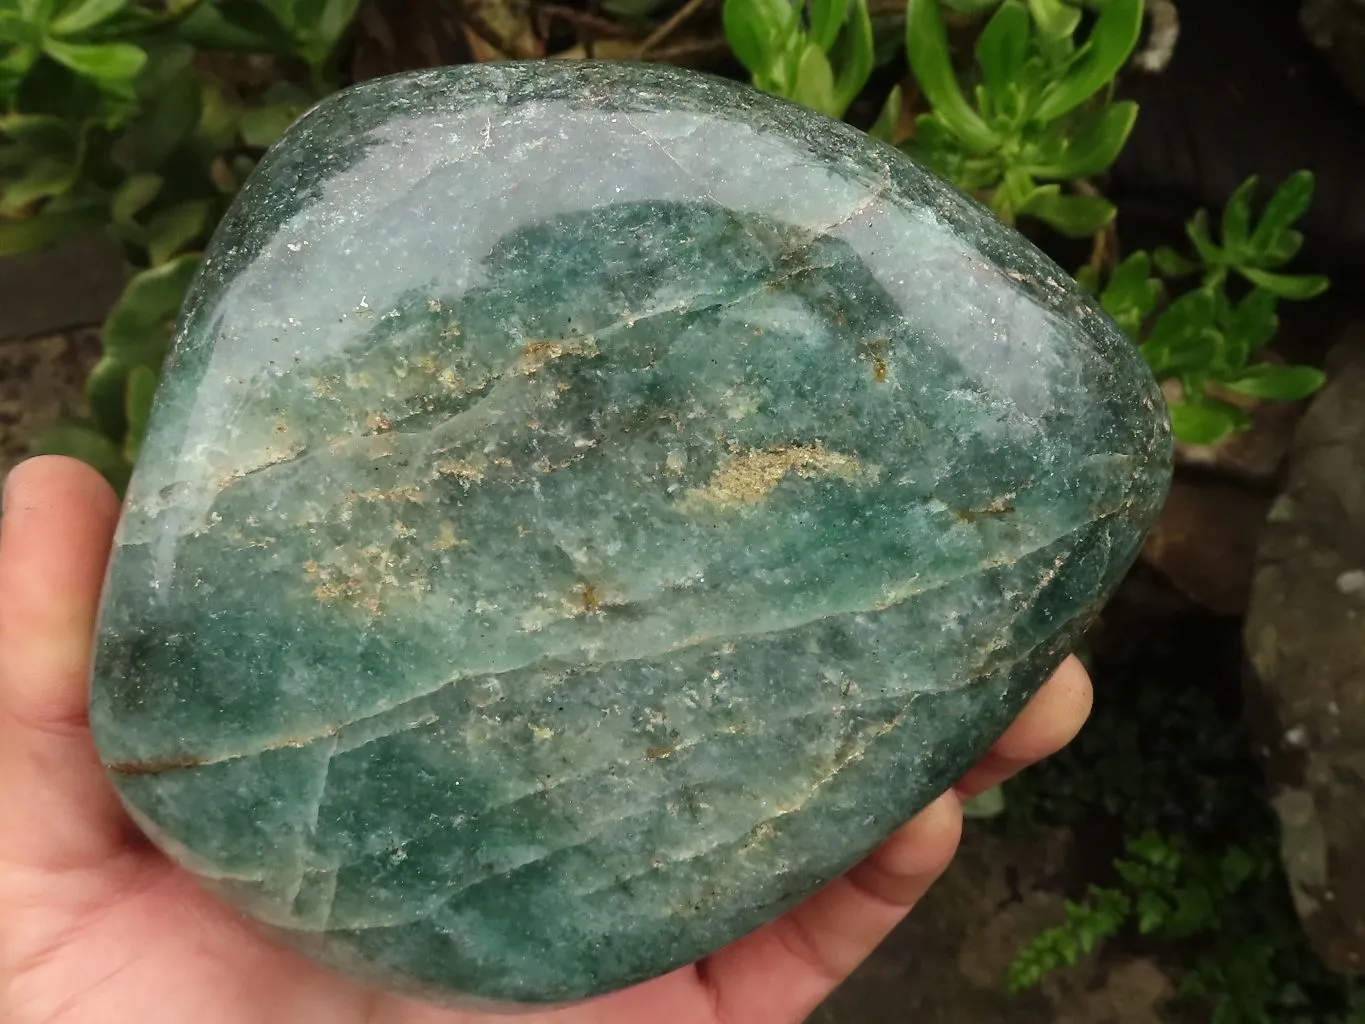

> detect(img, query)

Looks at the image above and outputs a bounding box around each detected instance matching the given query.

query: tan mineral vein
[685,444,864,509]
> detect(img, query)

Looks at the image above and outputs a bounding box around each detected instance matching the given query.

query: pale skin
[0,456,1094,1024]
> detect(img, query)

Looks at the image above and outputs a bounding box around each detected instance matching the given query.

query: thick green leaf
[0,42,40,100]
[907,112,969,181]
[41,38,145,97]
[101,253,199,364]
[1100,250,1162,337]
[144,199,210,265]
[120,44,202,166]
[1263,227,1303,266]
[1146,289,1216,347]
[1034,0,1142,121]
[830,0,872,112]
[1026,0,1079,41]
[790,41,838,116]
[0,110,74,144]
[1238,267,1329,301]
[85,354,130,437]
[1143,326,1219,379]
[122,363,158,463]
[906,0,997,151]
[172,0,295,52]
[253,0,302,31]
[1184,208,1222,266]
[238,98,306,148]
[1167,399,1248,446]
[1219,362,1324,402]
[1152,244,1199,278]
[807,0,849,52]
[0,153,77,212]
[1249,170,1314,258]
[50,0,130,35]
[1140,289,1217,375]
[196,77,241,152]
[0,11,38,43]
[976,0,1029,98]
[88,254,199,437]
[314,0,361,51]
[940,0,1002,11]
[30,420,131,493]
[1027,99,1135,179]
[132,36,193,97]
[1222,287,1278,358]
[1220,175,1257,253]
[723,0,793,76]
[0,202,101,253]
[1074,262,1100,293]
[1020,188,1114,237]
[0,113,80,213]
[992,165,1039,221]
[111,171,162,225]
[868,83,902,143]
[19,0,59,25]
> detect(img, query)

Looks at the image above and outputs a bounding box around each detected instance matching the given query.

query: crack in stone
[277,607,1074,894]
[202,262,833,513]
[269,613,1072,936]
[106,504,1125,776]
[345,692,918,870]
[622,113,721,209]
[287,643,1046,931]
[284,735,341,907]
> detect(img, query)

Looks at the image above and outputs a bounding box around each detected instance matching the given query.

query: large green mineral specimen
[90,61,1171,1006]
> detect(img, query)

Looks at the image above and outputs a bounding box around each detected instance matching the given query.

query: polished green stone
[90,60,1171,1007]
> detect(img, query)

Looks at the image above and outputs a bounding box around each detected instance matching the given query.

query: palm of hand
[0,458,1091,1024]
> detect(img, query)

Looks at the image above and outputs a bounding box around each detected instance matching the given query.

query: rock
[1141,477,1272,616]
[815,824,1175,1023]
[812,824,1072,1024]
[1051,957,1173,1024]
[958,889,1080,990]
[89,61,1172,1006]
[1301,0,1365,105]
[1245,339,1365,975]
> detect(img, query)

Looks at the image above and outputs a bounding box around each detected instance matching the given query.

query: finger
[0,455,131,870]
[700,790,963,1024]
[954,655,1092,799]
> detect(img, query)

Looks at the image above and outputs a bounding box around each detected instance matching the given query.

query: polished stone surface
[90,61,1172,1006]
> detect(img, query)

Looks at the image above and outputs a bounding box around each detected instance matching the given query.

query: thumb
[0,455,132,870]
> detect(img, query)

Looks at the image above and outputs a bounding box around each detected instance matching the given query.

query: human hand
[0,455,1092,1024]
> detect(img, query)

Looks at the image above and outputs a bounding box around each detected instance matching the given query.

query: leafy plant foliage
[1085,173,1328,445]
[1,0,356,484]
[716,5,1344,1017]
[724,0,875,118]
[722,0,1330,447]
[903,0,1141,237]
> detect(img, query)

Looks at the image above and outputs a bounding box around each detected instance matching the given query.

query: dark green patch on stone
[90,60,1172,1007]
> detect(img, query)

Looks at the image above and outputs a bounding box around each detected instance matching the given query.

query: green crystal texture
[91,61,1171,1006]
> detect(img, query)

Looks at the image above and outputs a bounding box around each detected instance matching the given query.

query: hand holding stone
[0,455,1091,1024]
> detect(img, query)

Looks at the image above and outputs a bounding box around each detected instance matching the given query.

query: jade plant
[1085,173,1328,445]
[721,0,1330,447]
[723,0,875,118]
[902,0,1141,238]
